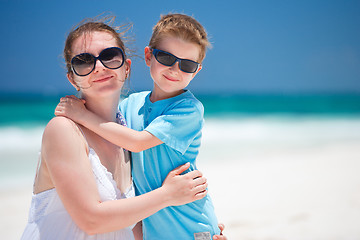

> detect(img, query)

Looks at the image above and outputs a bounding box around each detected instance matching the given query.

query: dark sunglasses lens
[180,60,198,73]
[155,51,176,66]
[99,48,124,69]
[72,53,94,76]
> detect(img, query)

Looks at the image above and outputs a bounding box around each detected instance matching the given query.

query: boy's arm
[55,96,162,152]
[78,109,163,152]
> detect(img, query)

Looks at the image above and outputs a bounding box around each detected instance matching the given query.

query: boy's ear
[144,46,152,66]
[192,64,202,78]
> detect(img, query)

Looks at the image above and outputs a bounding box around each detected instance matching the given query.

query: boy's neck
[149,89,185,103]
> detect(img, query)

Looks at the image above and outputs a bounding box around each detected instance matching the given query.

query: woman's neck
[83,94,119,122]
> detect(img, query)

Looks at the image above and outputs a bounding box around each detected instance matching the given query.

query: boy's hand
[55,95,87,123]
[213,223,227,240]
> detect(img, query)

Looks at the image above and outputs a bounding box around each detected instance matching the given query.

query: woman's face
[68,31,130,99]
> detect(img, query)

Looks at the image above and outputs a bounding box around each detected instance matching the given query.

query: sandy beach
[199,118,360,240]
[1,116,360,239]
[200,143,360,239]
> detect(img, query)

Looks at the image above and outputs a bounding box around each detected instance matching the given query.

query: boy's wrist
[77,110,92,126]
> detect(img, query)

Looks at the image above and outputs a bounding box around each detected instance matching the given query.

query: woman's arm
[55,96,161,152]
[42,116,207,235]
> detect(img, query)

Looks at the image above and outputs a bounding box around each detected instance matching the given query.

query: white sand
[197,118,360,240]
[1,117,360,239]
[0,183,32,239]
[198,144,360,240]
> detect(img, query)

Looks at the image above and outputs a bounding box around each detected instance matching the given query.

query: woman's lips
[93,75,113,83]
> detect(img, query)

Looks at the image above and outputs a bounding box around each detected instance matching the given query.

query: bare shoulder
[42,116,86,156]
[43,116,81,138]
[45,116,79,131]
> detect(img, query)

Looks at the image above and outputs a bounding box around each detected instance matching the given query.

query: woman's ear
[125,58,132,79]
[67,72,80,91]
[126,58,132,72]
[144,46,152,67]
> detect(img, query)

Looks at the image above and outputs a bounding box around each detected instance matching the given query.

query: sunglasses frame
[151,48,200,73]
[71,47,125,77]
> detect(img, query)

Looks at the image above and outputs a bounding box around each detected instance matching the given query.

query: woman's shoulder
[44,116,79,134]
[43,116,85,147]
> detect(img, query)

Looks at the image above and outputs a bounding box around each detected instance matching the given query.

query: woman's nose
[93,59,106,73]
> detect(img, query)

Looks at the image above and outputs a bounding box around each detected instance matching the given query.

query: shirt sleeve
[145,99,204,155]
[119,97,128,115]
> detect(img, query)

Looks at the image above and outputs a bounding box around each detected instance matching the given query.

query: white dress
[20,148,135,240]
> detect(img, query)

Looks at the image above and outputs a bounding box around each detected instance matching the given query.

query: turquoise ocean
[1,93,360,189]
[1,94,360,126]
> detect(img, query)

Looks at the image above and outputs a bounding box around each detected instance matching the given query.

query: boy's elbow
[127,139,149,152]
[127,130,160,152]
[128,145,146,153]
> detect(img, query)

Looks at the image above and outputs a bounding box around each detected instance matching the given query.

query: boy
[57,13,220,239]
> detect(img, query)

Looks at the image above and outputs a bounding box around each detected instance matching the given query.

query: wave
[199,115,360,164]
[1,115,360,188]
[0,126,44,188]
[0,126,44,151]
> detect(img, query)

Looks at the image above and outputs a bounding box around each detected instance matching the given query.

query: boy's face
[145,36,202,100]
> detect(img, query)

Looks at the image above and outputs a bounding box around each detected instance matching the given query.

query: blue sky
[0,0,359,96]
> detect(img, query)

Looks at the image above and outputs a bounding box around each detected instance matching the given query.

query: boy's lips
[163,74,179,82]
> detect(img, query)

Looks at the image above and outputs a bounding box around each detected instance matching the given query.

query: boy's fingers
[218,223,225,232]
[67,95,85,104]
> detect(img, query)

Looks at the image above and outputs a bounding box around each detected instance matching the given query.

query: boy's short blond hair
[149,13,210,63]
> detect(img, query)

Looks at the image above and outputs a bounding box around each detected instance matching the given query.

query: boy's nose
[169,61,180,72]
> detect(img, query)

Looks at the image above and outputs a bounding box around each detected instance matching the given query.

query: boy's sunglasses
[71,47,125,76]
[151,48,200,73]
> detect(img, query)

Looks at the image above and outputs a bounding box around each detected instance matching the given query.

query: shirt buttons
[148,108,152,112]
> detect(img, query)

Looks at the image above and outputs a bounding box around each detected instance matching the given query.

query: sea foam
[199,115,360,163]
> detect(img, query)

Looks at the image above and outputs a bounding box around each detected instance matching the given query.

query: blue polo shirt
[119,90,220,240]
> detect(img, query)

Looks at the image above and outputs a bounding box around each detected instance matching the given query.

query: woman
[21,16,226,240]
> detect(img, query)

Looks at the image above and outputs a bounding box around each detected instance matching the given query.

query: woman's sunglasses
[71,47,125,76]
[151,48,200,73]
